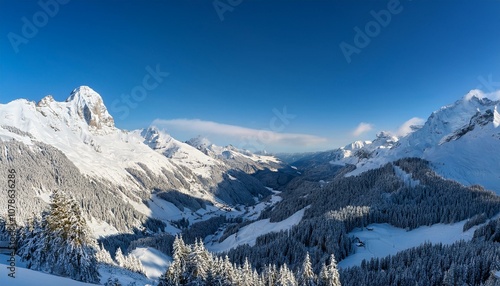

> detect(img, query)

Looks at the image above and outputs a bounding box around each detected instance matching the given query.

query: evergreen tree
[124,253,146,274]
[277,263,297,286]
[115,247,126,267]
[19,190,99,283]
[299,252,317,286]
[186,238,211,284]
[96,243,115,265]
[159,235,191,285]
[222,255,237,285]
[18,216,45,269]
[319,255,341,286]
[319,262,329,286]
[443,263,458,286]
[327,254,341,286]
[262,264,278,286]
[239,258,254,286]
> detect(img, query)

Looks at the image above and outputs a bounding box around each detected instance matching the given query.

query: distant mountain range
[0,86,286,232]
[1,86,499,285]
[279,90,500,194]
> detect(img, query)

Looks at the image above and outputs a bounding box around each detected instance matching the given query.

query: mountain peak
[66,86,103,104]
[141,126,173,150]
[186,136,212,150]
[66,86,114,130]
[36,95,55,107]
[462,89,499,105]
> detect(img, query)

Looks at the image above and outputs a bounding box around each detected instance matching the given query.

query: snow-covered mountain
[2,86,500,285]
[0,86,284,232]
[294,90,500,193]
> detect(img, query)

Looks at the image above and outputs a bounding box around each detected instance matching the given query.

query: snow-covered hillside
[0,254,158,286]
[207,206,308,252]
[0,87,280,201]
[338,219,484,269]
[2,87,500,285]
[0,86,285,237]
[317,90,500,194]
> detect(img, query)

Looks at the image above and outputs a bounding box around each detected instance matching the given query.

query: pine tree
[262,264,278,286]
[239,258,254,286]
[159,235,191,285]
[20,190,99,283]
[124,253,146,274]
[319,262,329,286]
[327,254,341,286]
[186,238,211,284]
[115,247,126,267]
[319,255,341,286]
[277,263,297,286]
[299,252,318,286]
[223,255,237,285]
[443,263,458,286]
[18,216,45,269]
[96,243,115,265]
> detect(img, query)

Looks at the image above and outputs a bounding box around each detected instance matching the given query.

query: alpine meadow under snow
[1,86,500,285]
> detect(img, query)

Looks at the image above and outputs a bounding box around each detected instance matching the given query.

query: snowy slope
[130,247,172,279]
[326,90,500,193]
[138,127,220,178]
[186,135,283,172]
[0,87,282,220]
[0,254,161,285]
[0,255,99,286]
[338,219,481,269]
[0,87,181,190]
[207,206,308,252]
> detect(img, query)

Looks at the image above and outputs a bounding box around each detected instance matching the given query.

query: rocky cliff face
[65,86,115,131]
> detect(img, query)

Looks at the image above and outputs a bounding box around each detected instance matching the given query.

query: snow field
[338,217,491,269]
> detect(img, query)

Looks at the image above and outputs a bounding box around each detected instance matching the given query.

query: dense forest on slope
[221,158,500,276]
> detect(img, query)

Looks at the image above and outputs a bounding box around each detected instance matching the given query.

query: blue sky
[1,0,500,152]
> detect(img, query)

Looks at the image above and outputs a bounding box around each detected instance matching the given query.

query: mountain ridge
[278,91,500,193]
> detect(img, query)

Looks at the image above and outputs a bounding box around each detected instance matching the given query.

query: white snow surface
[338,219,485,269]
[0,255,99,285]
[207,206,308,253]
[131,247,172,279]
[87,217,120,238]
[0,254,158,286]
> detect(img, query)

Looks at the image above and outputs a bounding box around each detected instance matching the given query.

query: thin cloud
[396,117,425,137]
[152,118,328,146]
[352,122,373,137]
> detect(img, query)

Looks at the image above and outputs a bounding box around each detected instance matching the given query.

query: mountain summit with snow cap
[65,86,115,130]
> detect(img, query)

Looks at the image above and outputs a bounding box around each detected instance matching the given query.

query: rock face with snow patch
[65,86,115,130]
